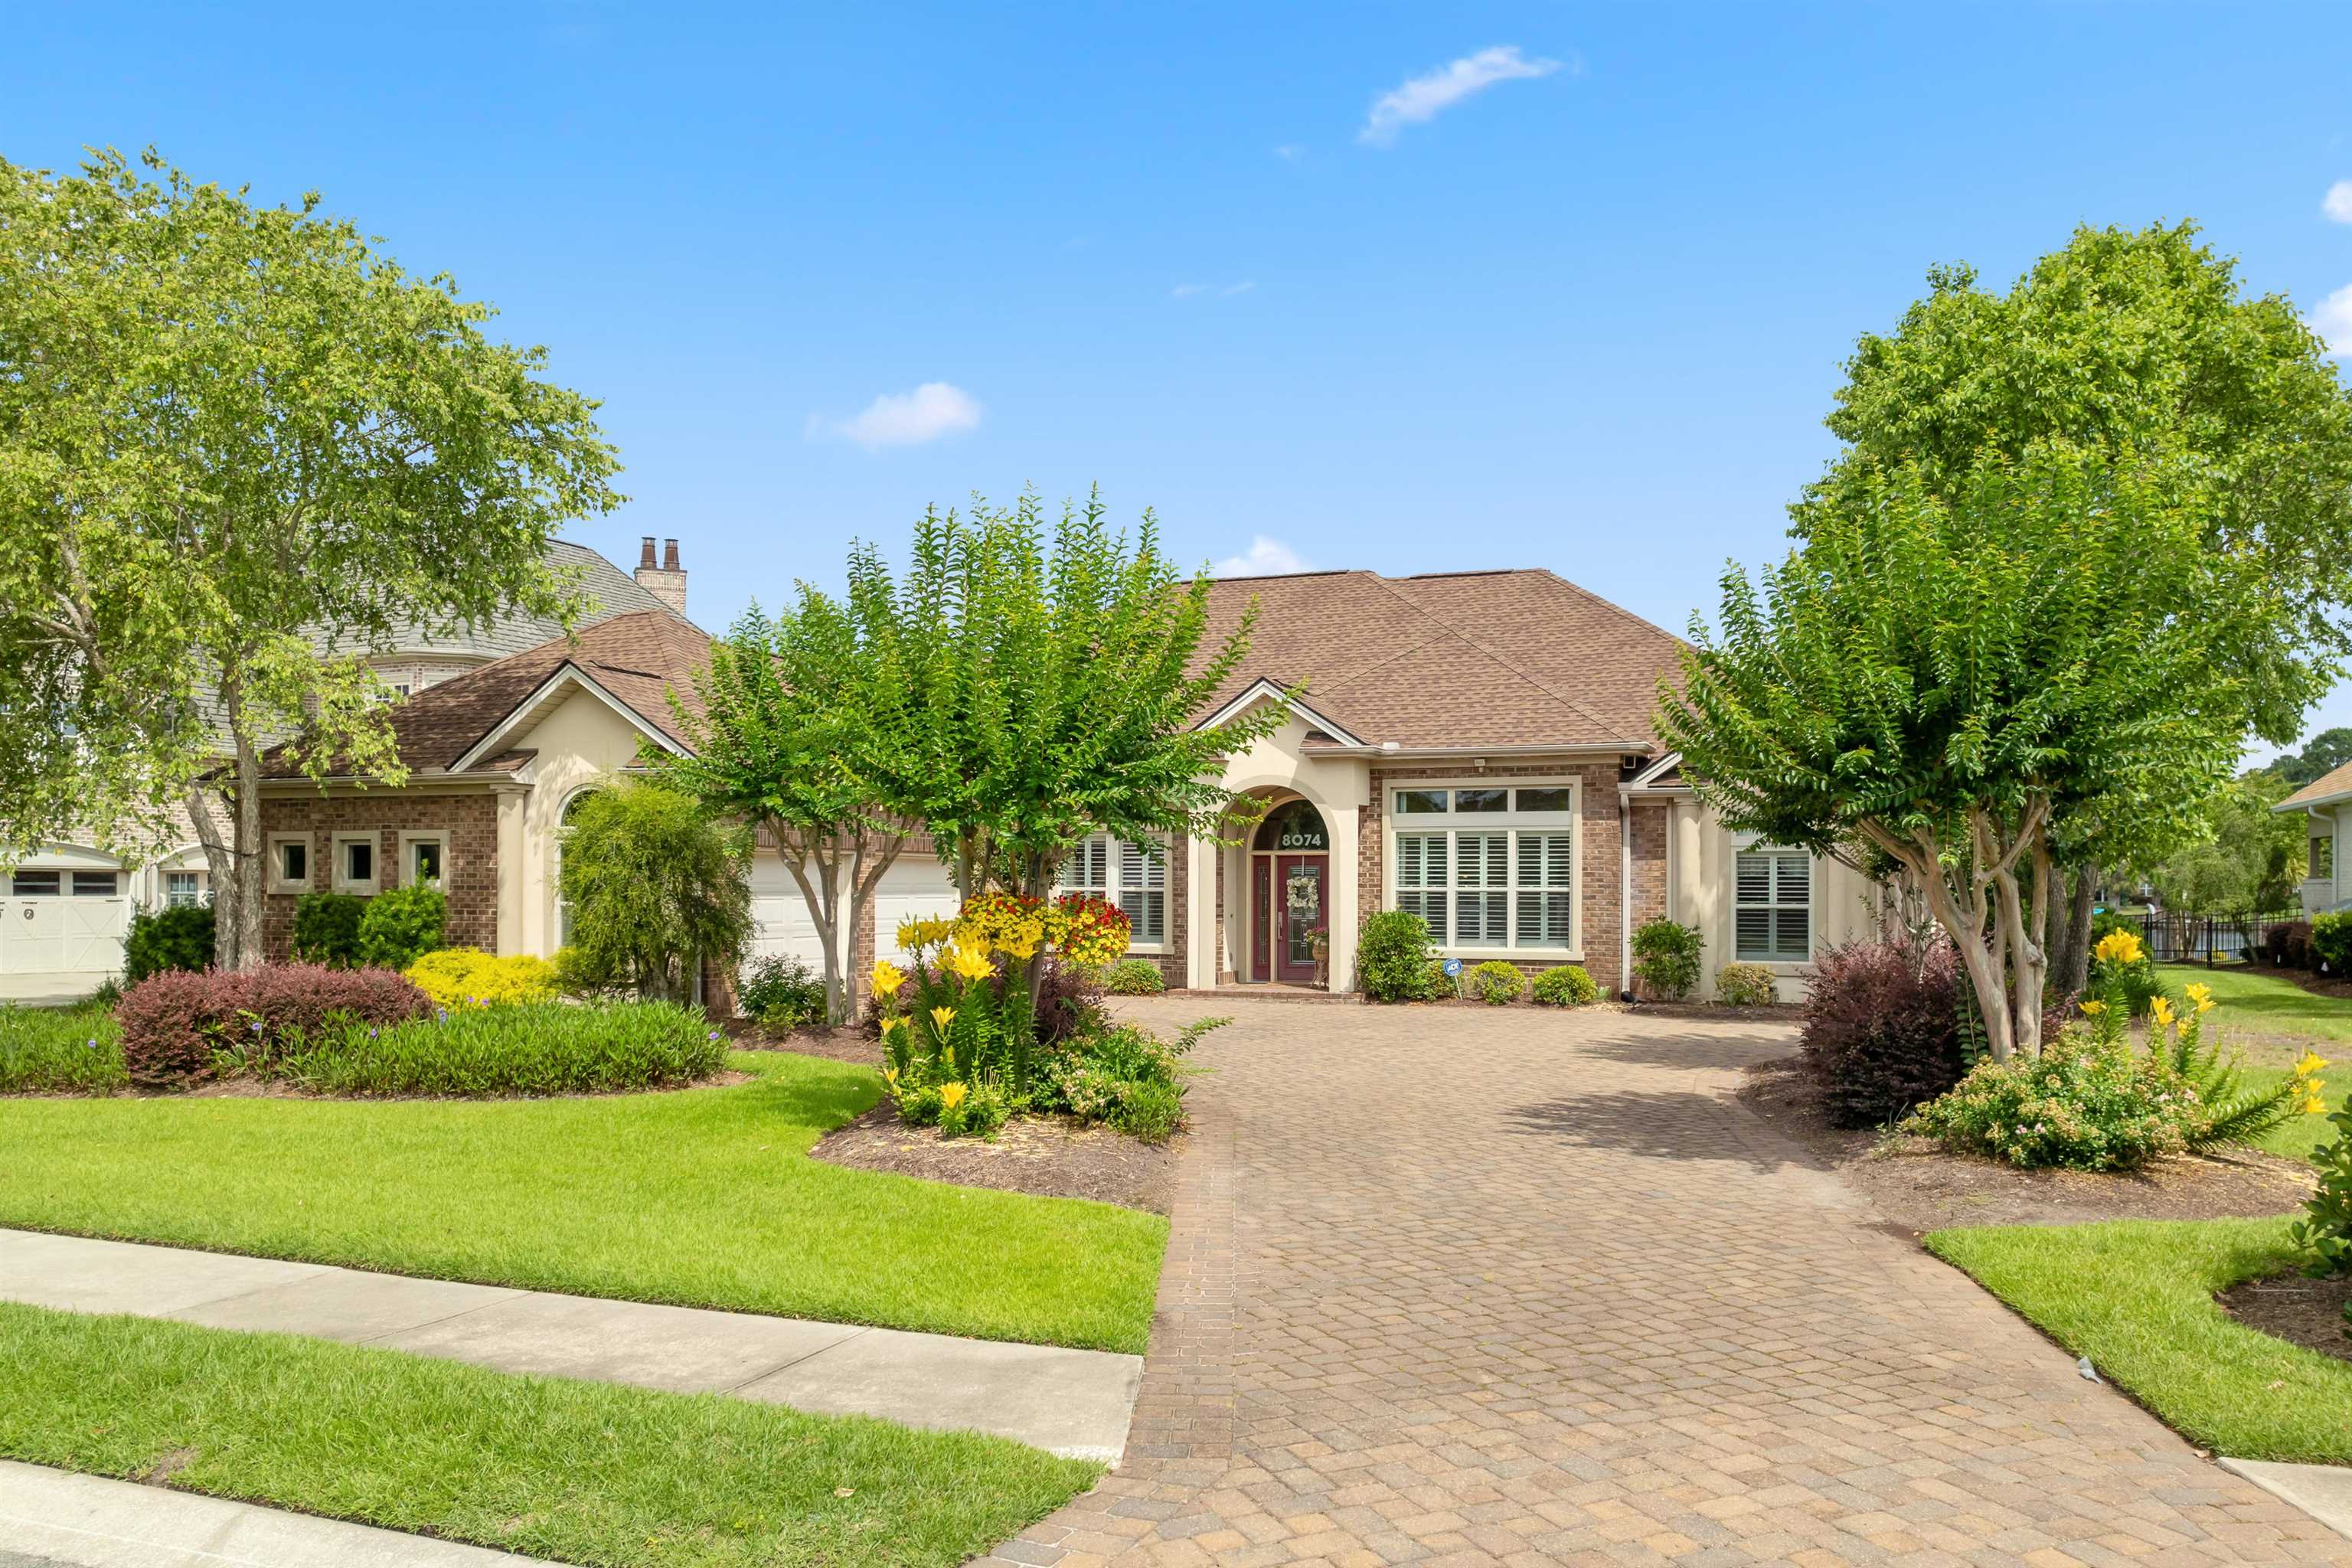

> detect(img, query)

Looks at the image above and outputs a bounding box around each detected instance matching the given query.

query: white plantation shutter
[1059,837,1109,897]
[1455,832,1507,945]
[1735,848,1811,962]
[1513,831,1575,949]
[1396,832,1448,942]
[1119,837,1166,942]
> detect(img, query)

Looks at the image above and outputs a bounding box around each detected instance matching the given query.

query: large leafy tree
[1795,221,2352,990]
[1661,451,2238,1060]
[2268,728,2352,790]
[655,598,908,1025]
[846,488,1285,901]
[2138,770,2304,920]
[0,149,621,966]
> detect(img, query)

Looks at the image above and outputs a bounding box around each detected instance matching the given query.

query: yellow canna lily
[938,1081,968,1110]
[2184,982,2213,1007]
[2149,996,2174,1028]
[930,1005,956,1032]
[2297,1052,2329,1078]
[2079,999,2107,1017]
[871,959,906,995]
[2305,1094,2328,1116]
[879,1014,906,1034]
[2092,929,2145,966]
[946,941,996,982]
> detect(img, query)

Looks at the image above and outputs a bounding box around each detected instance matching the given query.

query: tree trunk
[778,834,846,1025]
[185,780,239,970]
[230,733,266,971]
[2056,870,2094,997]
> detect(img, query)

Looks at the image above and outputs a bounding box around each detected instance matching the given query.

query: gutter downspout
[1619,788,1634,1001]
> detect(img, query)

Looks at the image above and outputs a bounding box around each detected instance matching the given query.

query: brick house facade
[259,792,502,959]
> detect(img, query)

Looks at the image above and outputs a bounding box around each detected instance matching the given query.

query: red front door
[1273,854,1326,984]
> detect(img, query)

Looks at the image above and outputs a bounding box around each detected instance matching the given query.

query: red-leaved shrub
[116,962,433,1087]
[1798,939,1968,1128]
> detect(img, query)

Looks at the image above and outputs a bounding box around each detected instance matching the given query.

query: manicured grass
[1927,1217,2352,1462]
[0,1004,126,1095]
[0,1301,1096,1568]
[2158,962,2352,1045]
[0,1051,1164,1353]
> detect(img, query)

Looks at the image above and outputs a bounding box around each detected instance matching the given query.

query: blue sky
[10,3,2352,754]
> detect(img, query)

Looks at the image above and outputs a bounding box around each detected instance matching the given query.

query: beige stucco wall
[1665,797,1879,1003]
[1202,709,1370,991]
[508,688,665,958]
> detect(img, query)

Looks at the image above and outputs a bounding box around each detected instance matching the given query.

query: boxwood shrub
[122,903,215,985]
[1714,962,1777,1007]
[1102,958,1166,995]
[1466,959,1526,1004]
[292,891,367,968]
[358,884,447,970]
[1530,965,1598,1006]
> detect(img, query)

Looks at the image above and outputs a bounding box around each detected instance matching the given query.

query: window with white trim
[165,871,209,907]
[270,835,311,893]
[1057,832,1168,946]
[1734,847,1811,962]
[333,833,379,896]
[1390,783,1579,952]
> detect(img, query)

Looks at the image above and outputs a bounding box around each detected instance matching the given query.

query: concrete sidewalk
[0,1459,554,1567]
[0,1229,1140,1462]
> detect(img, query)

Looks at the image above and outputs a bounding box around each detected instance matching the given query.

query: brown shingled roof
[2276,759,2352,812]
[1196,568,1684,750]
[263,611,711,779]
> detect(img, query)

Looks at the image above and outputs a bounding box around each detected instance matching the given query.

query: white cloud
[1359,45,1561,147]
[805,382,982,449]
[1171,283,1208,298]
[2326,181,2352,223]
[2312,283,2352,358]
[1274,144,1305,162]
[1173,280,1254,300]
[1213,536,1314,577]
[1221,280,1256,297]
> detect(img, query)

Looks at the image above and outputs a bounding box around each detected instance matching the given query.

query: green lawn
[0,1051,1163,1354]
[2159,962,2352,1045]
[0,1302,1096,1568]
[1928,1217,2352,1462]
[2154,965,2348,1159]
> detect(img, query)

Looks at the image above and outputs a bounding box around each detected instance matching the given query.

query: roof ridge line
[1367,575,1647,746]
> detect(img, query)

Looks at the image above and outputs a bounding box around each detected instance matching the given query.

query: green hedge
[253,1001,729,1097]
[0,1006,127,1095]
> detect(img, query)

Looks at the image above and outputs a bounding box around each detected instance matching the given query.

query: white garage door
[872,855,960,962]
[0,859,132,1002]
[746,851,962,972]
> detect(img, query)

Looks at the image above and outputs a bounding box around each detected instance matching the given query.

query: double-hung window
[1390,782,1579,952]
[1734,845,1811,962]
[1058,832,1168,948]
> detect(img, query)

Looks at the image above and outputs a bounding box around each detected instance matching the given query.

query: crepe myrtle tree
[843,487,1288,903]
[653,596,910,1026]
[0,149,621,969]
[1661,449,2239,1061]
[1803,221,2352,990]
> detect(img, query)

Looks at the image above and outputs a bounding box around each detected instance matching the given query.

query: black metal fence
[2136,907,2300,967]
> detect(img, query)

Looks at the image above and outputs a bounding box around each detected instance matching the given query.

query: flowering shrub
[1052,895,1132,968]
[403,949,560,1011]
[1466,959,1526,1004]
[1713,962,1777,1007]
[1103,959,1166,995]
[1909,938,2328,1169]
[116,963,432,1086]
[2089,923,2171,1017]
[1907,1035,2194,1170]
[1530,965,1599,1006]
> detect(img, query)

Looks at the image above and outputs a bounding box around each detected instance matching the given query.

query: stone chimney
[634,535,688,616]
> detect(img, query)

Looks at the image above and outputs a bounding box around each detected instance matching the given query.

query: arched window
[555,787,600,948]
[1253,798,1329,854]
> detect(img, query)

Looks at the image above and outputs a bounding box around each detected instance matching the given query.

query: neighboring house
[0,537,694,1002]
[2275,763,2352,915]
[9,554,1880,1004]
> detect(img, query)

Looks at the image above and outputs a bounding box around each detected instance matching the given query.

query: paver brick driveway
[984,998,2352,1568]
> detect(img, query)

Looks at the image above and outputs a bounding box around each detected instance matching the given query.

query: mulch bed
[1741,1056,2318,1235]
[721,1018,881,1067]
[2218,1272,2352,1364]
[810,1104,1178,1214]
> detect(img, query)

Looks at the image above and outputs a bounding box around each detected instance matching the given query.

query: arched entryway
[1250,798,1331,984]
